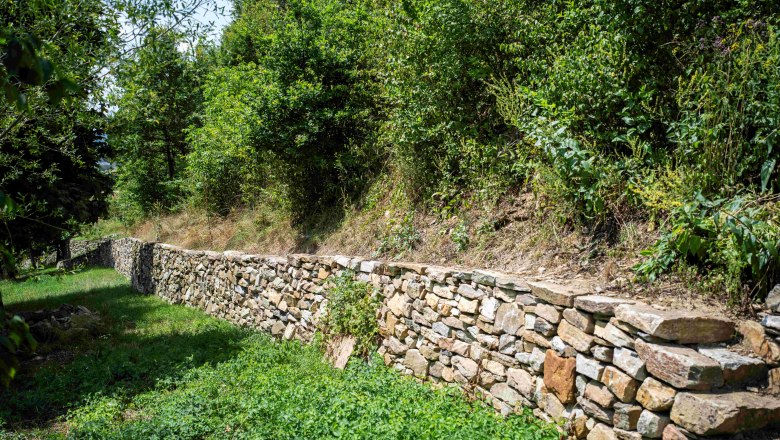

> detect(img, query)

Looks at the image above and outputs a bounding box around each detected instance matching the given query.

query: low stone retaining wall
[69,237,780,439]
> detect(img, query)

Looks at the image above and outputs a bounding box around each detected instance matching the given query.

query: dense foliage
[321,271,381,357]
[0,269,557,439]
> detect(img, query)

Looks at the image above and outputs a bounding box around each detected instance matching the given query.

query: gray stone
[579,396,614,423]
[534,317,557,337]
[457,283,483,299]
[452,355,478,379]
[613,348,647,380]
[494,302,523,335]
[766,284,780,312]
[671,392,780,436]
[595,321,634,348]
[613,402,642,430]
[614,304,734,344]
[697,347,766,385]
[592,345,614,362]
[490,382,522,406]
[479,296,500,321]
[762,314,780,331]
[432,321,451,337]
[637,410,670,439]
[528,281,589,307]
[576,354,607,381]
[507,367,535,397]
[574,295,637,316]
[635,339,724,390]
[524,313,536,330]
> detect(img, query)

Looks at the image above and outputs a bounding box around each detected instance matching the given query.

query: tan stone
[543,349,577,404]
[403,349,429,377]
[528,281,589,307]
[601,366,640,403]
[584,382,617,408]
[739,321,780,364]
[507,367,535,398]
[523,329,552,348]
[559,319,595,352]
[635,339,723,390]
[564,308,596,333]
[661,424,690,440]
[636,377,676,411]
[587,423,617,440]
[452,355,479,379]
[458,297,479,314]
[579,397,615,423]
[614,304,734,344]
[671,391,780,436]
[613,428,642,440]
[535,302,562,324]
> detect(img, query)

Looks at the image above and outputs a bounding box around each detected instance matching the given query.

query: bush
[321,271,381,358]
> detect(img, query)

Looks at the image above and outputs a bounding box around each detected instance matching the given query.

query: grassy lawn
[0,268,557,439]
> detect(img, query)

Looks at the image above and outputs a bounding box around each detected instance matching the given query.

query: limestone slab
[635,339,724,390]
[574,295,637,316]
[671,391,780,436]
[614,304,734,344]
[528,281,589,307]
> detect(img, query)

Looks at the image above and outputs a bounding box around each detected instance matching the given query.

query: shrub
[321,271,380,358]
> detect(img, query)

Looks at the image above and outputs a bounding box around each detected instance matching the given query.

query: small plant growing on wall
[321,271,381,359]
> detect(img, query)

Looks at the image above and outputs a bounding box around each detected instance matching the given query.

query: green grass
[0,269,558,439]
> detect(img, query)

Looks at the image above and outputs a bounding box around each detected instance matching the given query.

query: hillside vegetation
[99,0,780,308]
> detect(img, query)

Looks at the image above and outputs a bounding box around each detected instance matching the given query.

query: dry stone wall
[67,237,780,439]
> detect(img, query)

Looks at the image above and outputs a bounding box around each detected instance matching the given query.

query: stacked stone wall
[71,237,780,439]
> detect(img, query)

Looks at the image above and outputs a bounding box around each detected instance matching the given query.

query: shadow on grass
[1,279,254,430]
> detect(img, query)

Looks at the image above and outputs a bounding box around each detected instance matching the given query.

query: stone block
[595,321,634,348]
[534,317,557,337]
[579,396,614,423]
[637,410,671,439]
[587,423,617,440]
[584,382,617,408]
[601,366,640,403]
[544,349,577,404]
[559,319,596,352]
[507,367,535,398]
[576,354,607,381]
[536,302,562,324]
[613,348,647,380]
[490,382,522,406]
[635,339,724,390]
[613,402,642,430]
[564,308,596,333]
[636,377,676,411]
[614,304,734,344]
[697,347,766,385]
[574,295,637,316]
[671,391,780,436]
[528,281,589,307]
[494,302,523,335]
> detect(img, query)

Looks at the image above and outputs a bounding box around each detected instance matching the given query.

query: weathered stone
[579,397,614,423]
[568,413,590,439]
[559,319,595,352]
[494,302,523,335]
[584,382,617,408]
[458,297,479,314]
[739,321,780,365]
[536,302,562,324]
[766,284,780,312]
[612,428,642,440]
[636,377,676,411]
[635,339,723,390]
[762,314,780,332]
[575,295,637,316]
[457,283,483,299]
[637,410,671,439]
[431,321,451,337]
[613,403,643,430]
[595,321,634,348]
[671,392,780,436]
[388,293,409,317]
[587,423,617,440]
[524,313,536,330]
[564,308,596,333]
[528,281,589,307]
[551,336,577,357]
[577,354,607,381]
[507,367,535,397]
[325,334,356,369]
[523,329,552,348]
[534,317,557,337]
[614,304,734,344]
[479,297,500,321]
[592,345,614,362]
[661,424,691,440]
[529,347,546,373]
[601,366,640,403]
[490,382,522,406]
[697,347,766,385]
[544,349,577,404]
[452,355,479,379]
[403,349,429,377]
[613,348,647,380]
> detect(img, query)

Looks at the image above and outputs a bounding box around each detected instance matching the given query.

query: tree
[110,28,205,217]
